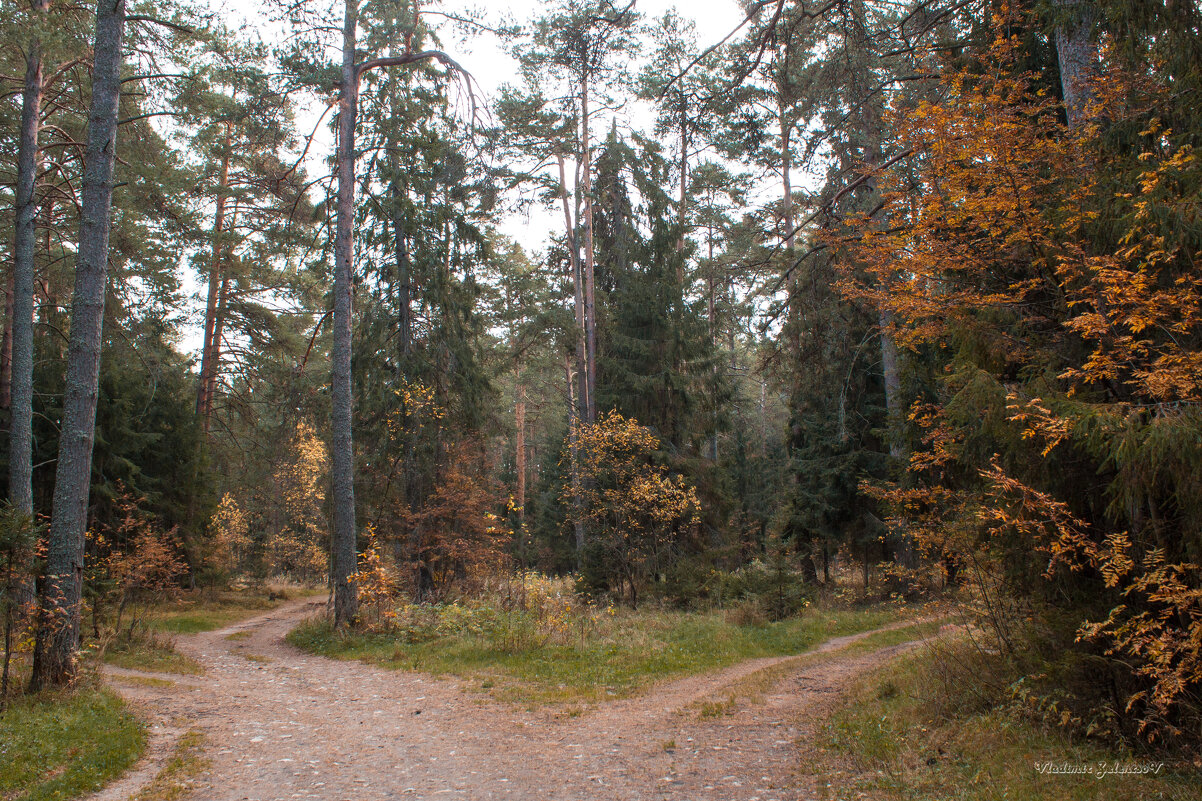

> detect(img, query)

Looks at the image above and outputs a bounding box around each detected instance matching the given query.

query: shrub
[719,557,812,621]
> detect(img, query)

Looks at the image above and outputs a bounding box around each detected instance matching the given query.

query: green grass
[288,604,910,706]
[110,675,177,689]
[0,686,145,801]
[817,648,1201,801]
[102,636,204,675]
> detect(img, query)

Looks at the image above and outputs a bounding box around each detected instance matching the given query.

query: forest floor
[90,596,934,801]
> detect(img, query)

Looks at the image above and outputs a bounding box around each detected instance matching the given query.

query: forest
[1,0,1201,799]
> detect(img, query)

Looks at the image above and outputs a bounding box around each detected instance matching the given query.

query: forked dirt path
[96,598,928,801]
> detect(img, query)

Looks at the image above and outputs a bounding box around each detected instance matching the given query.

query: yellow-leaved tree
[570,411,700,607]
[267,421,329,583]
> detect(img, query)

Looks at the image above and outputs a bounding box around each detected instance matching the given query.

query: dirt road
[95,599,923,801]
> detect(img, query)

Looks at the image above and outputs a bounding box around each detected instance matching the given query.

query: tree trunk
[11,0,48,526]
[1055,0,1098,130]
[197,125,231,428]
[676,105,688,277]
[558,153,589,561]
[30,0,125,691]
[208,271,231,406]
[780,104,794,253]
[2,272,13,421]
[580,75,598,424]
[330,0,360,628]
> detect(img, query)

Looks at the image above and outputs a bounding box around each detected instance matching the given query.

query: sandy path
[96,599,926,801]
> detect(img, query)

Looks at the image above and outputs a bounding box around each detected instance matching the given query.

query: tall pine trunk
[197,125,231,429]
[8,0,49,617]
[30,0,125,691]
[557,154,587,560]
[676,106,688,278]
[12,0,47,521]
[865,139,913,567]
[330,0,360,628]
[580,75,598,425]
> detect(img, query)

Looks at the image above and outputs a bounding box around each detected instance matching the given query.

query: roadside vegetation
[817,643,1202,801]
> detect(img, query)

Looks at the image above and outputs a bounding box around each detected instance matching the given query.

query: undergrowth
[288,579,913,706]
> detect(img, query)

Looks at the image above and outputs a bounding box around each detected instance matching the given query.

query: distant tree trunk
[1055,0,1098,130]
[330,0,361,628]
[880,308,903,460]
[707,224,718,461]
[197,125,232,429]
[759,379,767,459]
[30,0,125,691]
[565,354,585,565]
[515,382,527,565]
[392,191,412,361]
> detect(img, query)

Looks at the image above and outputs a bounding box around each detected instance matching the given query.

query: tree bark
[330,0,360,628]
[1055,0,1098,130]
[30,0,125,691]
[556,154,589,426]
